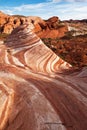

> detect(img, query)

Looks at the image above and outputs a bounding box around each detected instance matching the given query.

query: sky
[0,0,87,20]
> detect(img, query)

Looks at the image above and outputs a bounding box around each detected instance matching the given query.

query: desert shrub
[0,33,8,40]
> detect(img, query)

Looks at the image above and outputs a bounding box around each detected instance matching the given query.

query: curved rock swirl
[0,24,87,130]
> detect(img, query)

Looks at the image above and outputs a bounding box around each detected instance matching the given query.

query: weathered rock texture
[0,11,44,34]
[34,16,68,38]
[64,19,87,36]
[0,11,67,38]
[0,24,87,130]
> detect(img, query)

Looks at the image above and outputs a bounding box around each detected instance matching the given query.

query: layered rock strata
[0,24,87,130]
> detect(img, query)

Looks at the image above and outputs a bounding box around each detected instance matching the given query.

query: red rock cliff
[0,11,68,38]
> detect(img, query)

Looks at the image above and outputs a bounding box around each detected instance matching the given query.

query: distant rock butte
[0,11,68,38]
[0,24,87,130]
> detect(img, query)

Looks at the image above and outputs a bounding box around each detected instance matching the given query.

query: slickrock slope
[0,24,87,130]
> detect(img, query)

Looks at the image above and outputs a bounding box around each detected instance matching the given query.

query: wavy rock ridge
[0,24,87,130]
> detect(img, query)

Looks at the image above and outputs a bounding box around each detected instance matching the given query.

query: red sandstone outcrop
[0,11,9,27]
[0,11,45,34]
[0,11,68,38]
[0,24,87,130]
[34,16,68,38]
[46,16,60,29]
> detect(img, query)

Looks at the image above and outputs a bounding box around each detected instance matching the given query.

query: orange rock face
[0,11,9,27]
[0,11,45,35]
[34,16,68,38]
[0,24,87,130]
[0,11,68,38]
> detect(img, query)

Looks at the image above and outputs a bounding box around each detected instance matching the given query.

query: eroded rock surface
[0,11,68,38]
[0,24,87,130]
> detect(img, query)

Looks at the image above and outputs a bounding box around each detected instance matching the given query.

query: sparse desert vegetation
[0,33,8,40]
[42,34,87,68]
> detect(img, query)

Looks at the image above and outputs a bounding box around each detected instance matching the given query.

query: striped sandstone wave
[0,24,87,130]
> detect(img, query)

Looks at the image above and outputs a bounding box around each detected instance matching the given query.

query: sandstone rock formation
[0,11,68,38]
[0,11,44,34]
[34,16,68,38]
[0,24,87,130]
[0,11,9,30]
[64,19,87,36]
